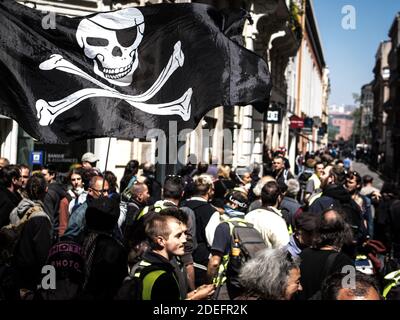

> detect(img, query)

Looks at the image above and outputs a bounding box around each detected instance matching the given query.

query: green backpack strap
[141,270,167,300]
[132,260,179,300]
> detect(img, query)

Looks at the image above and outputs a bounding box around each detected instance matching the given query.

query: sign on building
[30,151,43,165]
[265,106,282,124]
[289,115,304,129]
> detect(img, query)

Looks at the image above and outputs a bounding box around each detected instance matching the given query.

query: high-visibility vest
[136,200,174,221]
[133,260,180,300]
[383,270,400,299]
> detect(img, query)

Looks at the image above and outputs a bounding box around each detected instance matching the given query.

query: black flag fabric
[0,0,271,143]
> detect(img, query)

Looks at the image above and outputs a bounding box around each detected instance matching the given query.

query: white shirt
[205,211,221,247]
[245,207,290,248]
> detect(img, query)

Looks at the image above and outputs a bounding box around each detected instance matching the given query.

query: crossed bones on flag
[35,41,192,126]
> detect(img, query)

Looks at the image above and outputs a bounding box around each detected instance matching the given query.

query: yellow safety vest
[383,270,400,299]
[133,260,180,300]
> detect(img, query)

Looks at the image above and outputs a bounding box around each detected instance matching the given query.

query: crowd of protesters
[0,145,400,301]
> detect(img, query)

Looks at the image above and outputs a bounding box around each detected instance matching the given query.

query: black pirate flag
[0,0,271,143]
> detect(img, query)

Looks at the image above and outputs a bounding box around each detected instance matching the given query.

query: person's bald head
[130,182,150,205]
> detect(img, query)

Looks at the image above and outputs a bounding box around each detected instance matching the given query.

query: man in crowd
[272,156,294,188]
[181,175,218,287]
[64,175,109,243]
[304,161,325,203]
[0,157,10,169]
[41,164,66,238]
[17,164,30,199]
[245,181,290,248]
[81,152,99,170]
[321,271,381,300]
[131,213,214,300]
[0,165,22,228]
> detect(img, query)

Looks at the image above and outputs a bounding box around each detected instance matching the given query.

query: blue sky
[313,0,400,106]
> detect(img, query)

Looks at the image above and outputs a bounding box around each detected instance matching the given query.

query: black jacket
[309,184,367,244]
[12,203,52,291]
[80,197,127,300]
[143,174,162,206]
[80,233,127,300]
[43,182,66,232]
[139,251,182,300]
[0,187,22,228]
[181,199,215,266]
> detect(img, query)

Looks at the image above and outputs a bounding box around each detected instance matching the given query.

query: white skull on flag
[76,8,144,86]
[35,8,192,126]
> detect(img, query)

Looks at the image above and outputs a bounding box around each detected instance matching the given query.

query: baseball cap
[225,190,248,212]
[81,152,99,163]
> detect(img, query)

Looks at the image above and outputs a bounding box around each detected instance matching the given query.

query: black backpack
[298,171,312,188]
[224,219,267,294]
[114,260,164,300]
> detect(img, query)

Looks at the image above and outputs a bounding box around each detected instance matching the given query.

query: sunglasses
[90,187,109,194]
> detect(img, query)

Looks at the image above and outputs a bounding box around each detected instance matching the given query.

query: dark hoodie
[309,184,367,244]
[12,200,52,291]
[309,184,351,214]
[43,182,66,235]
[0,186,22,228]
[80,197,127,300]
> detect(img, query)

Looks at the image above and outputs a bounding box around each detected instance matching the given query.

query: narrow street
[352,161,384,190]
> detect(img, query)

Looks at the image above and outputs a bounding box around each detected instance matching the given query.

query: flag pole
[104,137,112,174]
[101,137,112,194]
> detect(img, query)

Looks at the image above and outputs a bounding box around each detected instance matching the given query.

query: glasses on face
[90,187,109,194]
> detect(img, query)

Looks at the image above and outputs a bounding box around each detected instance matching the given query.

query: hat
[46,241,84,283]
[85,196,120,232]
[81,152,99,163]
[225,190,248,212]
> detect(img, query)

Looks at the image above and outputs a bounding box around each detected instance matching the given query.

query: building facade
[388,13,400,181]
[360,82,374,145]
[328,105,355,142]
[371,41,391,173]
[285,0,328,170]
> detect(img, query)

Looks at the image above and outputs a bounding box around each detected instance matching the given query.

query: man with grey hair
[238,248,302,300]
[280,178,301,229]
